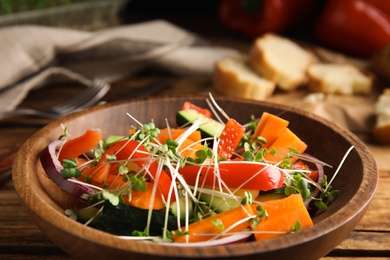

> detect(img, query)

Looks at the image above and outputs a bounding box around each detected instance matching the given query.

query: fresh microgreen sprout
[105,154,116,161]
[58,126,71,140]
[102,189,120,206]
[117,163,129,175]
[292,220,302,232]
[250,204,268,229]
[132,230,147,237]
[241,191,253,205]
[172,230,189,237]
[212,219,225,232]
[129,175,147,192]
[284,173,311,201]
[61,158,81,179]
[64,209,78,221]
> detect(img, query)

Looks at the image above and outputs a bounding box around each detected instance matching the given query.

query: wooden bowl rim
[12,95,379,258]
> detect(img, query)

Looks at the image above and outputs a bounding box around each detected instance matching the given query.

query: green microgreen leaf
[102,190,120,206]
[241,191,253,205]
[64,209,78,221]
[292,220,302,232]
[130,175,147,192]
[61,158,81,179]
[212,219,225,232]
[105,154,116,161]
[117,163,129,175]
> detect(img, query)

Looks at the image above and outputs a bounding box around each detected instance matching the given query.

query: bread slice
[249,33,314,91]
[373,88,390,144]
[307,63,374,95]
[214,54,276,101]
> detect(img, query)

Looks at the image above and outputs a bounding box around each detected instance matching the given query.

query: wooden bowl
[13,96,378,260]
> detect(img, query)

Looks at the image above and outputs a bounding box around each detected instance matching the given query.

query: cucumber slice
[170,196,194,220]
[176,109,225,138]
[199,189,259,213]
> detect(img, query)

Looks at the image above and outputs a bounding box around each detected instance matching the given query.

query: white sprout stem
[126,112,144,128]
[194,212,254,241]
[175,119,202,146]
[327,146,354,190]
[68,178,103,191]
[206,98,224,124]
[208,92,230,121]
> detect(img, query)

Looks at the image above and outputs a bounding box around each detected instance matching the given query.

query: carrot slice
[251,194,313,241]
[123,181,164,210]
[218,118,245,159]
[58,129,102,162]
[264,128,307,163]
[251,112,289,147]
[157,128,202,144]
[178,138,205,158]
[173,204,253,243]
[181,101,212,118]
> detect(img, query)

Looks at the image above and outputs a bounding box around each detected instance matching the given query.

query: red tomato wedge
[218,118,245,159]
[181,101,212,118]
[98,140,174,201]
[178,161,284,191]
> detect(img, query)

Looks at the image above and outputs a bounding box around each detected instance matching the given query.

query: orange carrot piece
[58,129,102,162]
[82,163,110,183]
[124,181,165,210]
[178,138,204,158]
[157,128,202,143]
[173,204,253,243]
[251,194,313,241]
[264,128,307,163]
[251,112,289,148]
[218,118,246,159]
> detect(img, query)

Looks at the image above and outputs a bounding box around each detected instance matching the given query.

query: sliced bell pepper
[179,161,284,191]
[316,0,390,57]
[218,0,317,38]
[58,129,102,163]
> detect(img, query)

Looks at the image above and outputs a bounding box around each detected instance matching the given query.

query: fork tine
[51,79,110,115]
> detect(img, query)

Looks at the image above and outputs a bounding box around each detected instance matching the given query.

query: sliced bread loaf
[307,63,374,95]
[214,54,276,101]
[249,33,314,91]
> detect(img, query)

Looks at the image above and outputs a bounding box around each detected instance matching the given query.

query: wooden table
[1,72,389,259]
[0,16,389,259]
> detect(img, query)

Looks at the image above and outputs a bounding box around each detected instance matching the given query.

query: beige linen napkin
[267,90,377,133]
[0,19,238,113]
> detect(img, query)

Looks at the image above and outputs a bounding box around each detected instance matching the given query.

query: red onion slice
[158,232,252,247]
[40,140,93,200]
[301,153,325,210]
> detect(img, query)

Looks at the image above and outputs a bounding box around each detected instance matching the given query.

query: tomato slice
[218,118,245,159]
[181,101,212,118]
[179,161,284,191]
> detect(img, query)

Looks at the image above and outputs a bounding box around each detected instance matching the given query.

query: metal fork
[0,79,110,120]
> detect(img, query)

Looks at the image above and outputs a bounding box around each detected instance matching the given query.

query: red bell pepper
[179,161,284,191]
[315,0,390,57]
[218,0,317,38]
